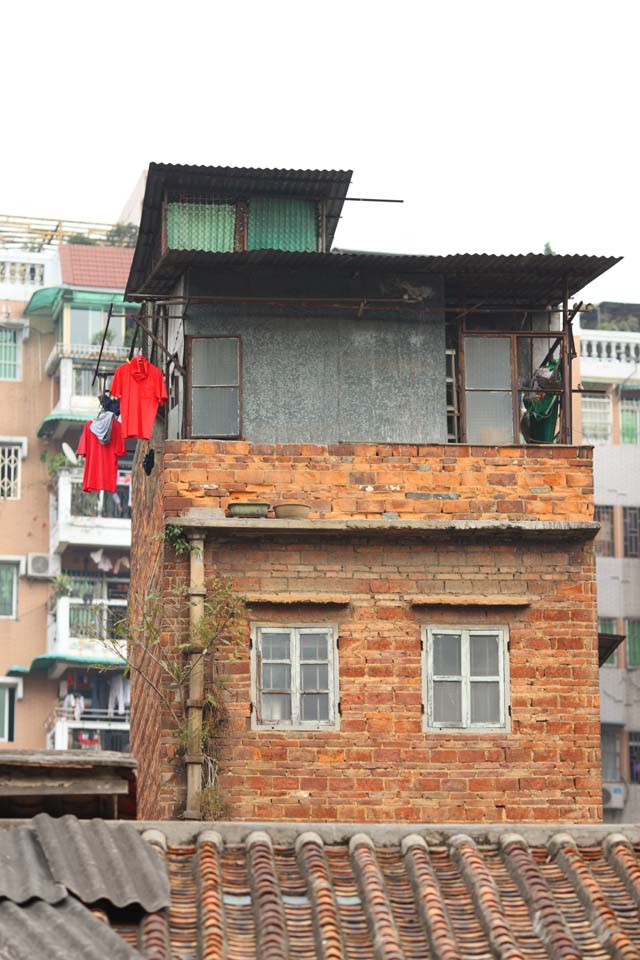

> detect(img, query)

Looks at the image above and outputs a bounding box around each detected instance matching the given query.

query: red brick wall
[162,441,593,521]
[130,440,600,821]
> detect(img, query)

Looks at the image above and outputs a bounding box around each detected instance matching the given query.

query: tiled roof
[4,818,640,958]
[59,243,134,289]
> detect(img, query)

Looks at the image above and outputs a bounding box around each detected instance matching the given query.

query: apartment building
[575,304,640,820]
[0,217,134,751]
[124,163,618,822]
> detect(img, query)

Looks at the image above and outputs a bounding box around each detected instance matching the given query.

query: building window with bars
[0,445,21,499]
[629,732,640,784]
[0,328,22,380]
[621,398,640,444]
[601,725,621,780]
[187,336,241,439]
[251,625,339,730]
[594,506,615,557]
[423,626,509,730]
[626,619,640,668]
[599,618,617,666]
[581,393,612,444]
[0,563,18,619]
[623,507,640,558]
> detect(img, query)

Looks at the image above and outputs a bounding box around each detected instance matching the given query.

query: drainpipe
[184,531,205,819]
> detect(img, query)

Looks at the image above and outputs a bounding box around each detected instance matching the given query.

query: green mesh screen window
[621,399,640,444]
[166,202,236,252]
[626,619,640,668]
[599,618,616,666]
[248,198,317,252]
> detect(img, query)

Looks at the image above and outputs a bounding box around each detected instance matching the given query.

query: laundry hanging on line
[109,355,168,440]
[77,418,126,492]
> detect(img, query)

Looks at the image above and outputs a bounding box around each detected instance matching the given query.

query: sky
[3,0,639,303]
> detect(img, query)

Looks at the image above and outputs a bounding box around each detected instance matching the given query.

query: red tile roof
[4,818,640,958]
[59,244,134,290]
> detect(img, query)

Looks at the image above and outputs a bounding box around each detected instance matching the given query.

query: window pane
[262,663,291,690]
[300,633,328,660]
[433,681,462,723]
[301,693,329,721]
[0,329,17,379]
[433,633,461,676]
[581,394,612,444]
[192,339,239,386]
[621,399,639,444]
[0,687,6,740]
[595,506,614,557]
[624,508,640,558]
[261,633,290,660]
[627,621,640,668]
[470,681,501,723]
[465,337,512,389]
[465,391,514,444]
[629,732,640,784]
[262,693,291,721]
[192,386,239,437]
[0,565,15,617]
[601,727,620,780]
[470,634,500,676]
[301,664,328,691]
[599,618,617,666]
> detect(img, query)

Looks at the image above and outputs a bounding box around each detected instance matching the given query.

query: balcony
[45,341,130,377]
[47,595,127,663]
[46,706,130,752]
[50,469,131,553]
[579,329,640,383]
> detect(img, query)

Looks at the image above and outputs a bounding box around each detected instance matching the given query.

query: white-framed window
[0,678,22,742]
[251,624,340,730]
[0,327,23,380]
[422,626,510,730]
[0,561,18,618]
[0,444,21,499]
[581,393,612,444]
[621,398,640,445]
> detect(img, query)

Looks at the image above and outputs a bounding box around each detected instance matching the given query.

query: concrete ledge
[246,594,350,605]
[410,595,535,607]
[167,516,599,541]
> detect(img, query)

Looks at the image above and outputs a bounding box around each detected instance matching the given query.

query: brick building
[125,163,620,822]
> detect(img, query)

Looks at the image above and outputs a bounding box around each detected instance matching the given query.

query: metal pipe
[561,277,573,443]
[91,303,114,386]
[184,532,206,819]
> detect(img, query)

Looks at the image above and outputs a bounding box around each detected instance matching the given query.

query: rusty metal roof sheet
[130,247,621,307]
[4,820,640,958]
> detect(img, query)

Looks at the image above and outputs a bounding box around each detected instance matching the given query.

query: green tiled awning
[37,411,89,438]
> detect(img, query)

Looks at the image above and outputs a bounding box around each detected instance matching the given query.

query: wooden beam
[0,778,129,796]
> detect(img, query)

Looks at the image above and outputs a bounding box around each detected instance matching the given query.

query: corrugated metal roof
[33,814,170,912]
[132,247,621,307]
[126,163,353,297]
[0,825,65,904]
[0,897,142,960]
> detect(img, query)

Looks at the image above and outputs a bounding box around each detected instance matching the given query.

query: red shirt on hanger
[77,419,126,492]
[110,356,168,440]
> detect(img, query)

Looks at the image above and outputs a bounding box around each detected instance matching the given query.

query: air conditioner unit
[26,553,61,579]
[602,781,626,810]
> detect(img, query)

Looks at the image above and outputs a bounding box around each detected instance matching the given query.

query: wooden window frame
[422,625,510,732]
[185,335,242,440]
[250,623,340,732]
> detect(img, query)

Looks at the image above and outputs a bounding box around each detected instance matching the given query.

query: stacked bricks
[131,439,600,821]
[161,441,594,522]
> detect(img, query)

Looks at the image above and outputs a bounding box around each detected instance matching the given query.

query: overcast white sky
[3,0,639,302]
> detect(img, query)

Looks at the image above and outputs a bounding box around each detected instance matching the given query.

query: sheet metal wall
[185,294,447,445]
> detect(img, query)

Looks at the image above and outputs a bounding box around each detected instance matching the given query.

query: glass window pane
[262,693,291,721]
[581,394,612,444]
[621,401,639,444]
[433,681,462,723]
[601,727,620,780]
[192,387,239,437]
[192,339,239,386]
[0,564,15,617]
[433,633,461,676]
[465,337,512,389]
[470,681,501,723]
[300,633,329,661]
[627,621,640,668]
[0,329,17,379]
[301,693,329,721]
[470,634,500,676]
[262,663,291,691]
[466,391,514,444]
[0,687,6,739]
[261,633,290,660]
[301,664,328,691]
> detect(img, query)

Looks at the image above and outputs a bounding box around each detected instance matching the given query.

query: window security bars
[629,732,640,784]
[0,329,18,380]
[253,626,338,729]
[626,619,640,669]
[424,627,508,729]
[621,399,640,445]
[623,508,640,558]
[0,446,20,499]
[594,506,615,557]
[581,394,612,444]
[0,563,17,618]
[601,726,621,781]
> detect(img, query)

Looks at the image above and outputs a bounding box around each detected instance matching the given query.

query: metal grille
[0,563,16,617]
[594,506,614,557]
[581,393,612,443]
[0,445,20,499]
[0,329,18,379]
[166,201,235,252]
[626,619,640,668]
[248,198,317,252]
[621,398,640,444]
[623,507,640,558]
[629,732,640,783]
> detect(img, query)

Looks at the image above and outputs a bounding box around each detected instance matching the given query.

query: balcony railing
[47,595,127,662]
[579,329,640,382]
[52,706,131,723]
[45,341,130,376]
[50,469,131,553]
